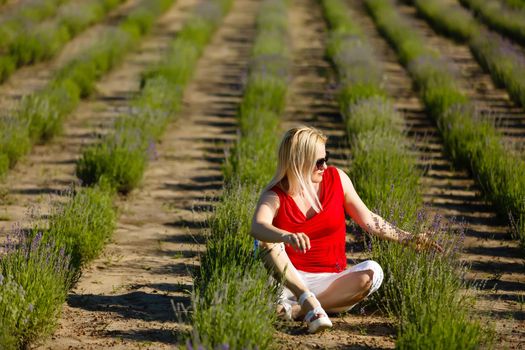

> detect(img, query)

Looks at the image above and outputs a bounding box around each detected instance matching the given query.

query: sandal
[299,291,332,333]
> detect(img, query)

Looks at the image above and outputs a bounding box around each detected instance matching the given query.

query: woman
[251,126,440,334]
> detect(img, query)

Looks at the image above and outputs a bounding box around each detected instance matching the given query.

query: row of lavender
[0,0,128,82]
[458,0,525,45]
[408,0,525,117]
[0,0,70,51]
[320,0,491,348]
[366,0,525,250]
[0,0,170,179]
[189,0,289,347]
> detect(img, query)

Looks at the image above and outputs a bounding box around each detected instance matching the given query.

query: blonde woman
[251,126,440,333]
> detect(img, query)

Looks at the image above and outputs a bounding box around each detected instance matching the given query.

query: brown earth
[349,1,525,348]
[35,0,258,347]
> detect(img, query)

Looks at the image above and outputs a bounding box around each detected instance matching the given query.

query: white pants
[279,259,384,310]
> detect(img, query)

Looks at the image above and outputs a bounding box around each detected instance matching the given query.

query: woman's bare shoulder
[257,189,281,213]
[335,167,355,192]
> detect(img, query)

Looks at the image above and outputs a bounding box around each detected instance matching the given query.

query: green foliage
[47,184,116,269]
[191,0,289,347]
[0,275,28,348]
[0,116,31,169]
[410,0,525,112]
[367,0,525,248]
[0,56,16,82]
[191,264,278,350]
[76,126,149,193]
[0,232,72,348]
[459,0,525,45]
[19,80,80,142]
[3,0,127,79]
[0,0,67,51]
[77,0,232,193]
[322,0,493,348]
[1,0,173,179]
[372,237,491,350]
[412,0,477,41]
[501,0,525,10]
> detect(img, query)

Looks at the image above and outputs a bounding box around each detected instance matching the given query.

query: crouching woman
[251,126,439,333]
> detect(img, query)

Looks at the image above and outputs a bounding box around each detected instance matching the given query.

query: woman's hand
[284,232,311,254]
[406,233,443,253]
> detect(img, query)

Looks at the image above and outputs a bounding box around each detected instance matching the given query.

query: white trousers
[280,259,384,310]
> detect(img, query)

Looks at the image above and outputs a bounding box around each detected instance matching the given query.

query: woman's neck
[280,178,320,196]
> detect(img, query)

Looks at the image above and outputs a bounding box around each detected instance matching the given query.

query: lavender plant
[366,0,525,249]
[5,0,127,75]
[46,184,116,269]
[0,0,69,50]
[0,228,72,348]
[409,0,525,109]
[76,0,232,193]
[459,0,525,45]
[191,0,289,347]
[0,0,175,178]
[322,0,492,347]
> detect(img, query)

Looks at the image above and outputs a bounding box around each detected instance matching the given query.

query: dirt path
[0,0,197,231]
[36,0,258,347]
[398,2,525,151]
[0,0,140,113]
[275,0,396,348]
[348,1,525,348]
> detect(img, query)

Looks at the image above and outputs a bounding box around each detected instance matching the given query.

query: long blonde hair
[266,126,328,213]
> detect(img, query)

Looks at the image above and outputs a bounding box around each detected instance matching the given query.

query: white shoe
[299,291,333,333]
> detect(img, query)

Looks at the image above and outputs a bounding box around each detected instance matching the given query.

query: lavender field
[0,0,524,348]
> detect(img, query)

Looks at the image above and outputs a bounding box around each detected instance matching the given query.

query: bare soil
[349,1,525,348]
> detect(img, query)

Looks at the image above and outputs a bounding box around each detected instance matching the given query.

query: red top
[271,166,347,273]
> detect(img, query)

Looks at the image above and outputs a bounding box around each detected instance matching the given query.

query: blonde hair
[266,126,328,213]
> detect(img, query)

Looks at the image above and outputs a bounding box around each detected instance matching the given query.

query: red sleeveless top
[271,166,347,273]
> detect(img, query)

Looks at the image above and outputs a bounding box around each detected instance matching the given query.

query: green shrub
[0,116,31,168]
[47,184,116,269]
[76,127,148,193]
[0,231,72,348]
[191,0,289,347]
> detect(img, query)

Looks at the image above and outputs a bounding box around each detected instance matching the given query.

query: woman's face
[311,143,328,184]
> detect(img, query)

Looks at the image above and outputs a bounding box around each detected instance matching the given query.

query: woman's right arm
[251,191,311,253]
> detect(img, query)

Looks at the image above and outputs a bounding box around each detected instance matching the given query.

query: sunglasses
[315,151,330,170]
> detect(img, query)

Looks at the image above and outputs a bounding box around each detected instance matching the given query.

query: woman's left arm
[337,168,442,252]
[336,168,410,243]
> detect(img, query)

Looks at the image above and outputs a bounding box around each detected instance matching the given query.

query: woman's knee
[361,260,384,294]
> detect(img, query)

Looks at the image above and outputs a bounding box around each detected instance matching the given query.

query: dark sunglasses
[315,151,330,170]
